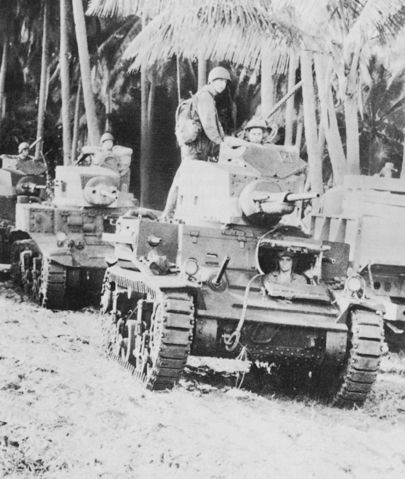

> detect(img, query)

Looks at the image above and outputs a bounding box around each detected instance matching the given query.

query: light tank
[100,143,384,407]
[312,174,405,351]
[0,154,47,268]
[8,162,137,309]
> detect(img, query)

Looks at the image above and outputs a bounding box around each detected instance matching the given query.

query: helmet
[208,66,231,83]
[245,118,268,131]
[101,132,114,143]
[18,142,30,153]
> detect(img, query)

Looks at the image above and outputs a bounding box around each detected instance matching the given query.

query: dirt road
[0,281,405,479]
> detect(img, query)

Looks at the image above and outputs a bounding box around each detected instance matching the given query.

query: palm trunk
[198,52,207,89]
[0,27,9,123]
[35,0,49,160]
[301,51,323,194]
[285,51,297,146]
[344,94,360,174]
[60,0,71,165]
[261,47,274,118]
[344,52,360,175]
[315,55,346,185]
[72,0,100,146]
[71,82,82,164]
[140,64,150,206]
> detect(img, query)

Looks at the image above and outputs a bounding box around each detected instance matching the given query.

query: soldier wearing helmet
[79,132,133,193]
[263,250,307,287]
[244,118,278,145]
[15,140,47,175]
[163,66,236,217]
[182,65,232,162]
[18,142,31,161]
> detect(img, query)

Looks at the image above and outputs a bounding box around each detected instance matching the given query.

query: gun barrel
[285,192,320,202]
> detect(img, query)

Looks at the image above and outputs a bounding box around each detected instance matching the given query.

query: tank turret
[172,143,308,226]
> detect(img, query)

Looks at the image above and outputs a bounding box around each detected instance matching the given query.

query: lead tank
[9,163,137,308]
[101,143,384,407]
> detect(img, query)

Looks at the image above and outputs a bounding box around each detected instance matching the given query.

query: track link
[332,309,384,408]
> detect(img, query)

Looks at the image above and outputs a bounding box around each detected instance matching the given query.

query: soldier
[263,250,307,288]
[17,142,32,162]
[79,132,133,193]
[164,67,243,217]
[16,141,47,175]
[244,118,278,145]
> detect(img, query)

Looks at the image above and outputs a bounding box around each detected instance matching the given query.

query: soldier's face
[247,128,264,144]
[212,79,227,94]
[279,256,293,273]
[101,140,114,151]
[20,148,29,159]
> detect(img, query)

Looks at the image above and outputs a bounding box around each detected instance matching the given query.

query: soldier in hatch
[263,250,307,288]
[243,118,278,145]
[79,132,133,193]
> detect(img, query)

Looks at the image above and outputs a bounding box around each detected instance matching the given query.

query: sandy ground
[0,280,405,479]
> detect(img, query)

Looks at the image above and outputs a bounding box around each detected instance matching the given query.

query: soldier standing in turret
[164,67,241,217]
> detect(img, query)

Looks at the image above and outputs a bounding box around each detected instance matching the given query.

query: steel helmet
[208,66,231,83]
[245,118,268,131]
[101,132,114,143]
[18,142,30,153]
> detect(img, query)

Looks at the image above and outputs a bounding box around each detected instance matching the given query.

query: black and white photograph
[0,1,405,477]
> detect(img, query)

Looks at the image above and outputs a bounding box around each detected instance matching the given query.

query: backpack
[175,95,202,146]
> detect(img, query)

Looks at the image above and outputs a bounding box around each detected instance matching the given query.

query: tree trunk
[35,0,49,160]
[198,52,207,89]
[71,82,82,164]
[72,0,100,146]
[344,52,361,175]
[0,26,9,123]
[140,64,151,206]
[261,47,275,118]
[314,55,346,185]
[285,51,297,146]
[300,51,323,194]
[344,94,360,174]
[60,0,71,165]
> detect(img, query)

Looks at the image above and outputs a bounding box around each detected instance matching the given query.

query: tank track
[39,260,67,310]
[332,309,383,408]
[100,270,194,390]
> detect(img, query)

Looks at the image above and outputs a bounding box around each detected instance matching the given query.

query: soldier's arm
[195,91,224,145]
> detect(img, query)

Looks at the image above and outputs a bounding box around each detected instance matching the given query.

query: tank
[7,163,137,309]
[100,143,384,407]
[0,154,47,267]
[312,174,405,351]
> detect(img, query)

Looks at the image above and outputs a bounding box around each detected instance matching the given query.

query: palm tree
[60,0,72,164]
[72,0,100,145]
[88,0,405,187]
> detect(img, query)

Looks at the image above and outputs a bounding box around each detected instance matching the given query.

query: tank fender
[44,251,74,267]
[337,300,385,324]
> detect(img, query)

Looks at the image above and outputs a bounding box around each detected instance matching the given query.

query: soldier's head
[208,66,231,94]
[245,119,268,144]
[100,132,114,152]
[18,142,30,160]
[277,250,294,273]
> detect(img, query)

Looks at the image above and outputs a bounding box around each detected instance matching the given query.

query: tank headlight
[346,275,363,293]
[56,232,67,247]
[184,258,199,277]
